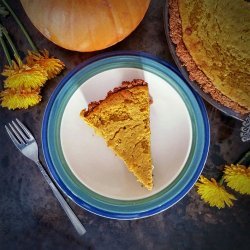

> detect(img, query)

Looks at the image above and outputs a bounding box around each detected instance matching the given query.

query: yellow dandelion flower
[26,49,65,79]
[2,58,48,89]
[0,88,42,109]
[224,164,250,195]
[195,175,237,209]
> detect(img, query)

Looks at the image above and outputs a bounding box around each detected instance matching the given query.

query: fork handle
[35,161,86,235]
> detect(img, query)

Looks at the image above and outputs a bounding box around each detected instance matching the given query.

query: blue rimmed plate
[42,51,210,219]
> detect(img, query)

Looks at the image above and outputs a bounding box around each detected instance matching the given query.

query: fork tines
[5,118,33,145]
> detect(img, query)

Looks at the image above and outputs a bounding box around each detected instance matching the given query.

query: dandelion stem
[1,0,38,52]
[0,24,20,60]
[219,177,224,185]
[0,33,11,65]
[237,150,250,165]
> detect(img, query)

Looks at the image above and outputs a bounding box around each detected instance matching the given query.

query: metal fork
[5,118,86,236]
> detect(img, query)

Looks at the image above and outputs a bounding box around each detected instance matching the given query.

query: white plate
[42,51,209,219]
[60,68,192,200]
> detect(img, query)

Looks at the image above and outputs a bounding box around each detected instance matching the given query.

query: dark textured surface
[0,0,250,249]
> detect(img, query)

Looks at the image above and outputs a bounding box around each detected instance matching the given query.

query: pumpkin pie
[169,0,250,114]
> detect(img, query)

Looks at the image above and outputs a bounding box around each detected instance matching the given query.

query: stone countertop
[0,0,249,249]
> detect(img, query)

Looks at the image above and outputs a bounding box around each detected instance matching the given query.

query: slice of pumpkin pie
[80,79,153,190]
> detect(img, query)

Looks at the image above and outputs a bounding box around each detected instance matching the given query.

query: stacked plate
[42,51,210,219]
